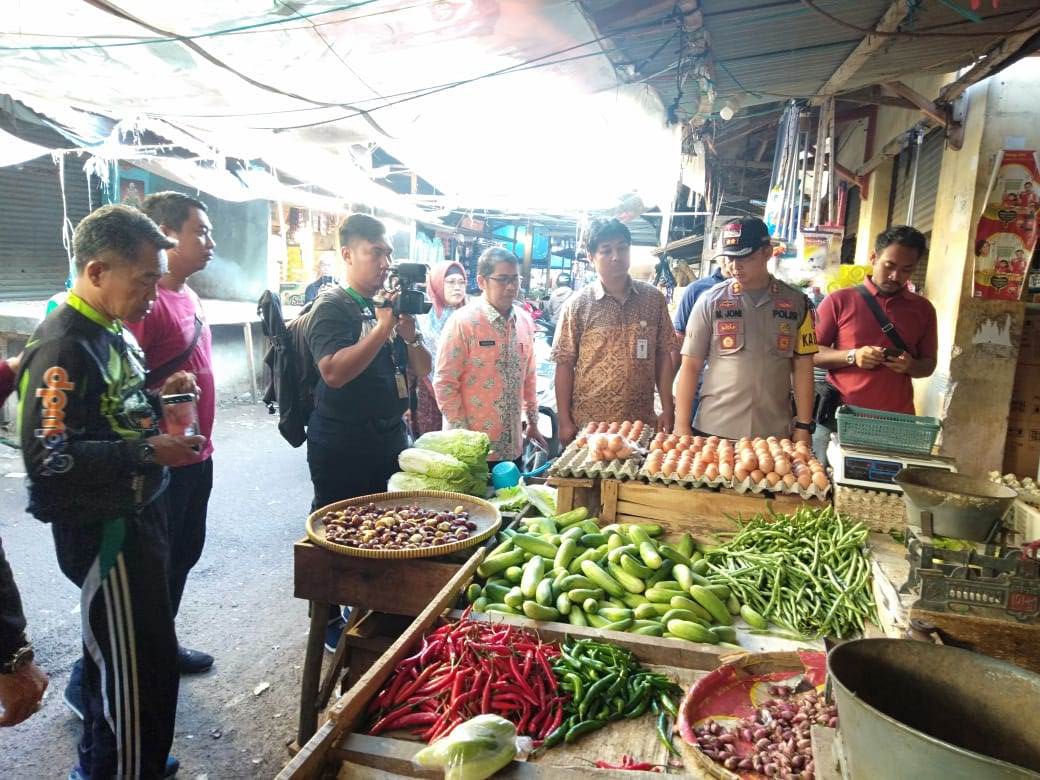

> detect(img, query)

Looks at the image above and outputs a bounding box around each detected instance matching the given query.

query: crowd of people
[0,201,937,778]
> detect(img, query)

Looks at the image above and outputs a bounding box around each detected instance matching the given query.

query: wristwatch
[404,332,424,348]
[135,440,156,465]
[0,644,34,675]
[794,420,817,434]
[845,349,856,366]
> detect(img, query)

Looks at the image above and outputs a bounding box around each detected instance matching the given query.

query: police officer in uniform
[674,217,817,444]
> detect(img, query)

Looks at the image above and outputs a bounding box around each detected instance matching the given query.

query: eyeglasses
[485,275,520,286]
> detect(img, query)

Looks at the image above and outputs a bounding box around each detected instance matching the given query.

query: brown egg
[585,422,597,434]
[759,457,775,474]
[740,456,758,473]
[774,458,791,476]
[812,471,829,490]
[719,462,734,480]
[691,462,706,479]
[765,471,781,487]
[751,469,766,483]
[809,462,824,473]
[701,449,717,465]
[720,450,736,466]
[782,474,797,489]
[707,435,721,446]
[663,440,676,452]
[607,434,624,450]
[676,460,691,478]
[798,473,813,489]
[693,435,705,449]
[734,465,749,482]
[766,436,778,445]
[705,463,720,481]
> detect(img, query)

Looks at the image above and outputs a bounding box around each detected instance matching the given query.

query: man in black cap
[674,217,818,442]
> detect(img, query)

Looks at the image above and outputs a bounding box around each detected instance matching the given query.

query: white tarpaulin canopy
[0,0,680,213]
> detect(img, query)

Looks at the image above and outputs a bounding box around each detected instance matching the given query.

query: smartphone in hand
[883,347,904,359]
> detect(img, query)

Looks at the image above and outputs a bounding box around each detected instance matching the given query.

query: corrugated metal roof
[583,0,1039,113]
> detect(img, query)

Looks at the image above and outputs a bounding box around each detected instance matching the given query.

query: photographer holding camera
[305,214,431,513]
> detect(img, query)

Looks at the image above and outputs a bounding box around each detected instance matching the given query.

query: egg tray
[548,424,655,479]
[639,465,831,500]
[832,485,906,532]
[549,443,644,480]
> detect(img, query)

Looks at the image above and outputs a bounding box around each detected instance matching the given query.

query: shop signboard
[972,150,1040,301]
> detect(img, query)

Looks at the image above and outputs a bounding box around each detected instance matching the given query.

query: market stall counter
[291,492,521,749]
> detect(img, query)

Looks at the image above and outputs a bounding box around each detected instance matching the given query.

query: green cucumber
[669,595,714,623]
[639,541,663,570]
[662,608,709,625]
[634,603,664,620]
[606,533,624,551]
[553,507,589,527]
[673,563,693,591]
[522,601,560,621]
[676,533,695,558]
[607,561,646,594]
[691,573,711,587]
[535,577,555,606]
[554,538,578,570]
[689,585,732,626]
[580,559,626,598]
[710,625,738,644]
[559,574,596,592]
[504,565,523,584]
[667,619,719,644]
[466,583,483,603]
[578,519,600,535]
[607,544,638,564]
[472,596,488,612]
[476,549,524,578]
[707,584,731,601]
[628,525,653,547]
[644,587,678,604]
[691,559,709,576]
[597,607,633,623]
[485,603,518,615]
[650,580,684,591]
[619,552,654,579]
[568,607,588,626]
[582,598,599,615]
[504,587,525,609]
[580,533,608,548]
[601,618,634,632]
[520,556,545,599]
[646,560,675,585]
[567,588,605,604]
[621,592,649,609]
[483,583,511,602]
[512,533,558,558]
[561,525,585,542]
[586,612,609,629]
[633,623,664,636]
[740,604,768,629]
[726,594,741,616]
[556,592,572,616]
[659,544,693,567]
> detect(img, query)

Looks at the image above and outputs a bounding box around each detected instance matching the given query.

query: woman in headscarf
[413,260,468,436]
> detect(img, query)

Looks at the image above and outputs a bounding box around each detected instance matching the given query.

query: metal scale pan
[893,468,1017,542]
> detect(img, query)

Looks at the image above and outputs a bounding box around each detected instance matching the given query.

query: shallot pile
[690,686,837,779]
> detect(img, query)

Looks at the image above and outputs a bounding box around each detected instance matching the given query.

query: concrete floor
[0,404,314,779]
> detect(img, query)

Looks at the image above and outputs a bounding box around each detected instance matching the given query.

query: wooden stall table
[292,511,523,751]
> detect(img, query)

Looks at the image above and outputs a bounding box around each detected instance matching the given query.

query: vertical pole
[521,220,533,293]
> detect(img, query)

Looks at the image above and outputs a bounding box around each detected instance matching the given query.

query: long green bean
[700,505,877,638]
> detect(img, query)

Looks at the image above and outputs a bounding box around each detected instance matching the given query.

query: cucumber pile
[468,508,766,647]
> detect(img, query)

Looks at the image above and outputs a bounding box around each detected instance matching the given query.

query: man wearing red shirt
[814,226,937,450]
[128,192,216,675]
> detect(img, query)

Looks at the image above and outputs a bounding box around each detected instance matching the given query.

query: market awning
[0,1,681,213]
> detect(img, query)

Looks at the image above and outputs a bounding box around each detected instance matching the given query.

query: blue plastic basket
[835,405,940,456]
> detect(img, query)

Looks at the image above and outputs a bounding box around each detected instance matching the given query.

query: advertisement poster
[972,150,1040,300]
[119,177,146,208]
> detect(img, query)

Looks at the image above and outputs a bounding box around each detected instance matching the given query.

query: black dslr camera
[379,262,432,316]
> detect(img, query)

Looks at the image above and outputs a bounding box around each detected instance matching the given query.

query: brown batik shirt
[551,278,679,426]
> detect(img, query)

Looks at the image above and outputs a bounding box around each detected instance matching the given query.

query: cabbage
[398,448,470,482]
[387,471,484,497]
[413,714,517,780]
[489,486,528,512]
[524,484,557,516]
[414,430,491,467]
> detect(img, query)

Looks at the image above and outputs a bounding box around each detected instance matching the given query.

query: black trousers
[52,504,179,779]
[306,413,408,512]
[164,457,214,618]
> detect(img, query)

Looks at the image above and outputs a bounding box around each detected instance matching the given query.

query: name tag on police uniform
[636,338,649,359]
[396,373,409,399]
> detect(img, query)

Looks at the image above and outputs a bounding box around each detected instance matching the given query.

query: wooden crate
[278,549,737,779]
[551,477,829,536]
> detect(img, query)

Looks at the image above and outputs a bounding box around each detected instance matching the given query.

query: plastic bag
[585,433,639,462]
[413,714,522,780]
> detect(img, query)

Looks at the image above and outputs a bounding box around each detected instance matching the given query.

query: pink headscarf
[428,260,468,317]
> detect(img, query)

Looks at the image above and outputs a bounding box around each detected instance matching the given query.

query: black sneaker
[63,659,85,721]
[177,646,214,675]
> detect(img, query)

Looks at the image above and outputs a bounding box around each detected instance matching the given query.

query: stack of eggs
[645,434,830,493]
[575,420,646,451]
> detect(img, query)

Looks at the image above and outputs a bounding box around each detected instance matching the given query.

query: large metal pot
[893,467,1016,541]
[828,639,1040,779]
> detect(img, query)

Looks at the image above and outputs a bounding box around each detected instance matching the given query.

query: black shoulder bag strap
[854,285,911,355]
[145,313,203,388]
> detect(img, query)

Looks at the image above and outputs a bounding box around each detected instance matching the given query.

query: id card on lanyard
[345,286,409,399]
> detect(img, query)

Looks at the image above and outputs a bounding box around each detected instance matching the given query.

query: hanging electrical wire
[800,1,1040,39]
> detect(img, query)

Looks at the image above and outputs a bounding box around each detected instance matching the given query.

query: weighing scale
[826,438,956,492]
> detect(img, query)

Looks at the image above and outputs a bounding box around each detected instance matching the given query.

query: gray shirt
[681,276,818,439]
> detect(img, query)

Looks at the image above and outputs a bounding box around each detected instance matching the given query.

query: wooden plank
[600,478,619,523]
[909,606,1040,676]
[868,532,911,639]
[811,725,841,780]
[277,549,486,780]
[939,9,1040,105]
[881,82,949,128]
[556,484,576,514]
[293,541,463,615]
[812,0,912,103]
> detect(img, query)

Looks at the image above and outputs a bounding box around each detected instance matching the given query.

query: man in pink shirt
[434,247,546,466]
[127,192,216,675]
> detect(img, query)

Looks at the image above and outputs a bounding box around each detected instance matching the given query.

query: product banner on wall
[972,150,1040,300]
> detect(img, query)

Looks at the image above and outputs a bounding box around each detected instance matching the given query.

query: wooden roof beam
[882,81,950,128]
[938,9,1040,105]
[811,0,913,105]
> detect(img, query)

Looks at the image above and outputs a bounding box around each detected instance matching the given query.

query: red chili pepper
[543,704,564,740]
[393,662,438,705]
[369,709,437,735]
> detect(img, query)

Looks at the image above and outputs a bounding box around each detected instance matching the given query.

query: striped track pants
[52,505,179,779]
